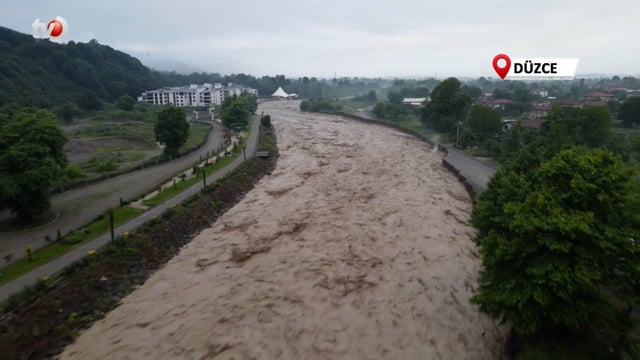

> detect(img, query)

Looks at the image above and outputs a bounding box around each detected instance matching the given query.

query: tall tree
[471,146,640,344]
[619,96,640,127]
[367,90,377,102]
[154,107,189,157]
[76,92,102,111]
[55,102,76,123]
[466,105,502,140]
[421,77,471,134]
[542,105,612,149]
[387,91,403,104]
[116,95,135,111]
[461,85,482,99]
[221,95,250,130]
[0,107,67,220]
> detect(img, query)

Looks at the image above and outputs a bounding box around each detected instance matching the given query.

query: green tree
[261,114,272,128]
[367,90,377,102]
[0,108,67,220]
[461,85,482,99]
[421,77,471,134]
[542,105,612,149]
[387,91,403,104]
[221,95,250,130]
[300,100,310,112]
[570,106,612,147]
[55,102,76,123]
[76,92,103,111]
[154,107,189,157]
[619,96,640,127]
[116,95,135,111]
[466,105,502,140]
[243,93,258,114]
[471,146,640,341]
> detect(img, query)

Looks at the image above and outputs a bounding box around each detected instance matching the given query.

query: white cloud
[1,0,639,76]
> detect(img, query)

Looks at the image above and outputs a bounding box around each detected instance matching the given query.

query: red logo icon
[32,16,69,43]
[47,19,64,38]
[492,54,511,80]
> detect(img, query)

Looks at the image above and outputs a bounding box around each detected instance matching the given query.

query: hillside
[0,26,379,108]
[0,27,165,107]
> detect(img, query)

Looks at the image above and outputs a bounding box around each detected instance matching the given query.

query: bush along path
[0,127,277,360]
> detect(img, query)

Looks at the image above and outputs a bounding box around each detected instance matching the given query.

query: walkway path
[0,116,259,302]
[0,121,225,263]
[443,145,496,192]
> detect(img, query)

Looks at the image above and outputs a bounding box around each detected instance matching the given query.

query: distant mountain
[0,26,168,107]
[0,26,334,106]
[127,51,204,75]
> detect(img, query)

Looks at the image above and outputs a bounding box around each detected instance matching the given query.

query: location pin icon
[492,54,511,80]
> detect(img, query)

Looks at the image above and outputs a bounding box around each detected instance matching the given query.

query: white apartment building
[138,83,258,107]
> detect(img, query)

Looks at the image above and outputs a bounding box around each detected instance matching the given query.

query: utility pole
[456,122,461,148]
[243,146,246,160]
[202,168,207,188]
[109,209,115,242]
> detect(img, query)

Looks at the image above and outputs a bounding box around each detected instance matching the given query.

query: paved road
[443,146,496,192]
[0,121,225,263]
[0,115,261,302]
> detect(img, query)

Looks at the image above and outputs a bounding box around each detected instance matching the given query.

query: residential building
[529,104,551,119]
[532,88,549,98]
[138,83,258,107]
[583,92,614,103]
[402,97,429,106]
[555,98,582,108]
[521,119,543,129]
[476,97,514,110]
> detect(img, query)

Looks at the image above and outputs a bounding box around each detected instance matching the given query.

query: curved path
[0,116,259,302]
[0,121,225,262]
[61,101,504,359]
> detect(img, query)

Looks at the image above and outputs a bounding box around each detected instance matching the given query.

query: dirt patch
[60,101,505,360]
[64,136,153,164]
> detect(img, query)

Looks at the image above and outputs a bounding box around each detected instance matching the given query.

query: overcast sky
[2,0,639,78]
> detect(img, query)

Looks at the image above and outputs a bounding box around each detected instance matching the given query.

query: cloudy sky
[1,0,638,78]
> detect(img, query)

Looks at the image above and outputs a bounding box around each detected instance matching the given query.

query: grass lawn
[0,206,144,286]
[143,152,236,207]
[180,123,211,152]
[72,122,156,143]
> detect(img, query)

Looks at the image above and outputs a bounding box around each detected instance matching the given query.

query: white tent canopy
[272,86,289,98]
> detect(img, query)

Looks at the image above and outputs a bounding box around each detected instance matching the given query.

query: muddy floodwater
[60,101,504,359]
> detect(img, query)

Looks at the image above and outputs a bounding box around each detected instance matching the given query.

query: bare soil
[64,136,153,164]
[60,101,505,360]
